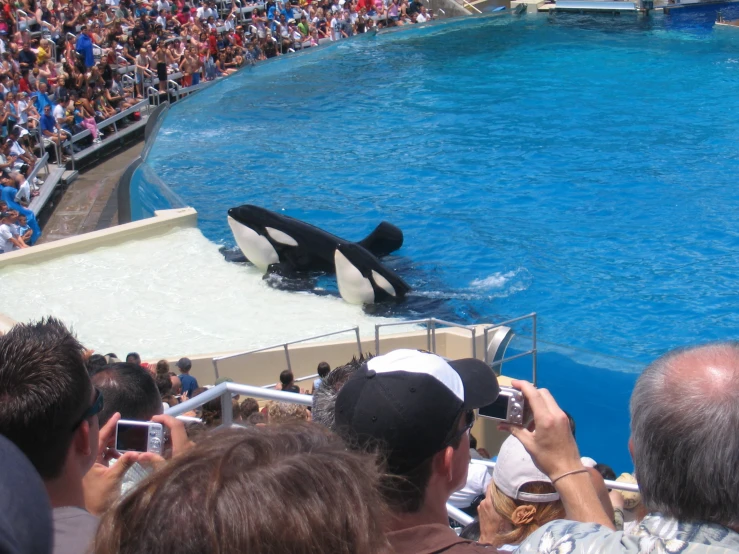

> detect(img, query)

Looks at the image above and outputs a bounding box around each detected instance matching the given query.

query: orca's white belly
[334,249,376,305]
[227,216,279,273]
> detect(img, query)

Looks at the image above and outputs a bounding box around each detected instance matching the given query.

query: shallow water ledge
[0,207,198,269]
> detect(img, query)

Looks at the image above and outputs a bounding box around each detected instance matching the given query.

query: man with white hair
[505,342,739,554]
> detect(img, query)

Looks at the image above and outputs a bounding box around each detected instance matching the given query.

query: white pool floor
[0,227,405,359]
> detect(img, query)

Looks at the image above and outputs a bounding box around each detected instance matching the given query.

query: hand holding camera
[496,380,582,481]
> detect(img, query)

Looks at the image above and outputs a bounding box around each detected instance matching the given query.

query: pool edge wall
[0,207,198,270]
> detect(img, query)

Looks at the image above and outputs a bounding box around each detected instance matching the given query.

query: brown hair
[488,481,565,548]
[155,359,170,376]
[92,424,390,554]
[266,400,309,424]
[238,397,260,421]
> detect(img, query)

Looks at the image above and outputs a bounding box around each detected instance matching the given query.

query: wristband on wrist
[551,467,589,485]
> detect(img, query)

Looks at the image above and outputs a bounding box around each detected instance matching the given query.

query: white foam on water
[470,268,532,296]
[0,227,410,358]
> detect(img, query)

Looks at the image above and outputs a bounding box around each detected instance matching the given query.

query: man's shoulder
[388,523,495,554]
[517,515,739,554]
[52,506,99,554]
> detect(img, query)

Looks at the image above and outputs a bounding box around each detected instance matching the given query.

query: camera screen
[478,395,509,420]
[116,423,149,452]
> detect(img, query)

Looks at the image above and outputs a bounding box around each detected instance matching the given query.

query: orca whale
[227,204,410,305]
[335,243,411,304]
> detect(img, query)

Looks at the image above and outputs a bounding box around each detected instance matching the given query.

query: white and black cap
[335,349,500,472]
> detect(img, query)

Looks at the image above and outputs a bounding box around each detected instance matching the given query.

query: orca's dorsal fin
[358,222,404,258]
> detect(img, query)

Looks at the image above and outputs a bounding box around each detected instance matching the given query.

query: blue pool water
[136,12,739,470]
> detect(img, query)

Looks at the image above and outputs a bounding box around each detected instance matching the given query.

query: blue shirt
[179,373,198,397]
[34,92,53,112]
[75,33,95,68]
[40,113,56,134]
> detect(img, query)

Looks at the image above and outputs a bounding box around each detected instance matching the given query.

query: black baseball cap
[176,357,192,370]
[335,349,499,472]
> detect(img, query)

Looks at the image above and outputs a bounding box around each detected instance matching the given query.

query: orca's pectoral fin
[358,221,404,258]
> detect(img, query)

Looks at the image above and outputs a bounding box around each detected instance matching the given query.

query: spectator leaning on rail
[334,348,501,553]
[0,318,156,554]
[494,342,739,554]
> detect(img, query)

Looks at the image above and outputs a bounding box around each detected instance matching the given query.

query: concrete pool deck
[38,142,144,244]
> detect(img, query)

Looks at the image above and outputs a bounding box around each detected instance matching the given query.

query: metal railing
[469,459,640,493]
[483,313,537,385]
[147,86,161,105]
[164,381,474,526]
[211,326,362,380]
[374,318,478,358]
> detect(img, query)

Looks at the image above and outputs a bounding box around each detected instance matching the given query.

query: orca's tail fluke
[358,222,404,258]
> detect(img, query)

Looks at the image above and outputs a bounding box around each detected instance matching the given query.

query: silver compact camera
[478,386,532,426]
[115,420,164,454]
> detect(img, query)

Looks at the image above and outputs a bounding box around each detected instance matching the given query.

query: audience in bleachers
[2,316,738,554]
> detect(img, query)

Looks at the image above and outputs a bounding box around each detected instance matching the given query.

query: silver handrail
[162,381,476,526]
[165,382,312,426]
[374,318,477,358]
[469,459,640,493]
[483,313,537,385]
[147,86,160,104]
[447,504,474,526]
[211,326,362,379]
[167,79,180,101]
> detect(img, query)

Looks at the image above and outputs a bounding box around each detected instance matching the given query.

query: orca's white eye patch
[265,227,298,247]
[371,270,396,297]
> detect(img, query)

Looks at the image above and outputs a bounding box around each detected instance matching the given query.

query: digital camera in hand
[478,386,532,426]
[115,420,164,454]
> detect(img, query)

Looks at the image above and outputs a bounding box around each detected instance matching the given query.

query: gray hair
[311,354,372,430]
[630,342,739,528]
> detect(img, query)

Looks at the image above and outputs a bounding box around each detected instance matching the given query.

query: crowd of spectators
[1,318,737,554]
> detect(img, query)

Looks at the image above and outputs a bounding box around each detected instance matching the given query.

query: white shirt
[17,99,29,124]
[331,16,341,40]
[0,223,16,253]
[416,12,426,21]
[53,103,65,122]
[156,0,170,10]
[196,6,215,19]
[15,180,30,203]
[9,140,25,158]
[448,461,493,508]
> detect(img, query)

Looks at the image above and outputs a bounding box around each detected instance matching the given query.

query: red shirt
[18,77,29,93]
[176,11,190,24]
[208,34,217,55]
